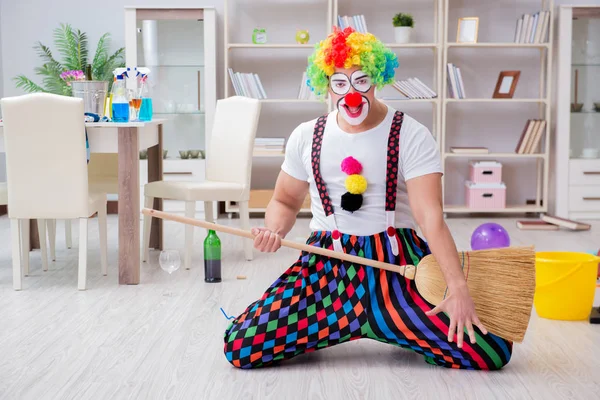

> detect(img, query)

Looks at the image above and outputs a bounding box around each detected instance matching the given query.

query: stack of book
[228,68,268,99]
[514,11,550,44]
[297,72,318,100]
[254,138,285,156]
[391,78,437,99]
[517,215,591,231]
[515,119,546,154]
[446,63,466,99]
[337,15,368,33]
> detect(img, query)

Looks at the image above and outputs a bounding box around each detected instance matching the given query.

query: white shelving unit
[440,0,554,215]
[124,6,217,215]
[221,0,554,217]
[554,6,600,220]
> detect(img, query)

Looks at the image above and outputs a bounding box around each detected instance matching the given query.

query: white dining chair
[1,93,108,290]
[142,96,261,269]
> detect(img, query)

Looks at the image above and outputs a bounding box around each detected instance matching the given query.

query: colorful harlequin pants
[223,229,512,370]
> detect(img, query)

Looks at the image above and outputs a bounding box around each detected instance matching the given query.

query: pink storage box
[469,161,502,183]
[465,181,506,209]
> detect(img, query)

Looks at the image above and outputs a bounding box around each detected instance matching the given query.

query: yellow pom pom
[345,174,367,194]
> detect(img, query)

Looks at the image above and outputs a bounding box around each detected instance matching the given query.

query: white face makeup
[331,70,373,126]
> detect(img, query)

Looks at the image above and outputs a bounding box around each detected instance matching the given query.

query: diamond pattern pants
[224,229,512,370]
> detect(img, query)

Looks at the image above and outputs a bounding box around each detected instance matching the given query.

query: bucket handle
[536,262,586,290]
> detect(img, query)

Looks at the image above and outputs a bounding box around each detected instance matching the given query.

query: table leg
[29,220,40,250]
[118,127,140,285]
[147,124,163,250]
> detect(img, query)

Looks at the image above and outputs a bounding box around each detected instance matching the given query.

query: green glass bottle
[204,229,222,283]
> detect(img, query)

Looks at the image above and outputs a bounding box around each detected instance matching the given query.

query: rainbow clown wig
[306,27,399,98]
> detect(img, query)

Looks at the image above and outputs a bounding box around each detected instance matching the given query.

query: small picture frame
[493,71,521,98]
[457,17,479,43]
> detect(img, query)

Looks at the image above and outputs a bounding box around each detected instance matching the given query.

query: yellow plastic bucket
[534,252,599,320]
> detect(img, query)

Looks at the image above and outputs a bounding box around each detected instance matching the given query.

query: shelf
[384,43,438,48]
[444,205,544,213]
[445,98,547,103]
[149,65,205,68]
[571,63,600,67]
[447,42,549,48]
[444,153,546,159]
[154,111,205,115]
[380,98,439,103]
[571,111,600,114]
[228,43,314,49]
[253,151,284,157]
[258,99,326,104]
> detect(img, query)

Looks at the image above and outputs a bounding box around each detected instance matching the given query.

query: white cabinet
[124,6,217,216]
[555,6,600,219]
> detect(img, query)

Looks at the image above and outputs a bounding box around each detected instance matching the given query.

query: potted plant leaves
[393,13,414,44]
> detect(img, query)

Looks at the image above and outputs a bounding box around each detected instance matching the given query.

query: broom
[141,208,536,343]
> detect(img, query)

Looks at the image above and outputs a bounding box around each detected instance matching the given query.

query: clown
[223,27,512,371]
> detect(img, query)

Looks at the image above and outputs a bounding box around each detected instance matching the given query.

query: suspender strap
[385,111,404,256]
[311,114,343,252]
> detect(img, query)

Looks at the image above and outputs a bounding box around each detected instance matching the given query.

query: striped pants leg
[223,230,512,370]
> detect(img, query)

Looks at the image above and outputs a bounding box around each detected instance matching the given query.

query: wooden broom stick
[142,208,416,278]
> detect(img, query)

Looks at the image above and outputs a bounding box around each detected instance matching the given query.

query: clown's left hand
[425,283,488,348]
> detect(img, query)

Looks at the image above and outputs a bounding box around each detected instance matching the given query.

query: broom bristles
[415,246,536,343]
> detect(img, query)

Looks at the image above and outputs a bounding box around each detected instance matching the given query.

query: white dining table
[0,119,167,285]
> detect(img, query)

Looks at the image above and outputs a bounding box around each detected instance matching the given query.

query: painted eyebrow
[353,74,368,80]
[331,77,349,81]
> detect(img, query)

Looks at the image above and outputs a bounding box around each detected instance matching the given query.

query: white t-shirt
[281,104,442,235]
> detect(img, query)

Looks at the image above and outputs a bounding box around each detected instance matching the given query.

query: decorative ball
[341,192,363,212]
[345,174,368,195]
[470,222,510,250]
[341,156,363,175]
[296,29,310,44]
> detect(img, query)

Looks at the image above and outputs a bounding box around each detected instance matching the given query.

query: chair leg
[238,201,253,261]
[20,219,30,276]
[37,219,49,272]
[204,201,214,223]
[142,196,154,263]
[184,201,196,270]
[78,218,88,290]
[48,219,56,261]
[65,219,72,249]
[11,219,22,290]
[98,204,108,276]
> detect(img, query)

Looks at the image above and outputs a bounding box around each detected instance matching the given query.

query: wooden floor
[0,214,599,400]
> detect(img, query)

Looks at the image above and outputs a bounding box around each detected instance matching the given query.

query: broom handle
[141,208,416,279]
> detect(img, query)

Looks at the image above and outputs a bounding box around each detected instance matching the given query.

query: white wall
[2,0,600,208]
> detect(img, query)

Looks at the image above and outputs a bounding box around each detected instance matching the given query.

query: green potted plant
[393,13,414,44]
[14,23,124,115]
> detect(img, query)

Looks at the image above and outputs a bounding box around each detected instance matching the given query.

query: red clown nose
[344,92,363,107]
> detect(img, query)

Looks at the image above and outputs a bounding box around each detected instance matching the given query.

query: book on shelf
[540,214,591,231]
[450,147,489,154]
[515,119,546,154]
[516,220,559,230]
[228,68,267,99]
[446,63,466,99]
[391,77,437,99]
[337,14,368,33]
[514,10,550,44]
[297,72,318,100]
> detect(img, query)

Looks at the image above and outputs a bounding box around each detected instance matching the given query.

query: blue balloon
[471,223,510,250]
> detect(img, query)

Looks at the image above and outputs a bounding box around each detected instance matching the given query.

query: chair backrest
[205,96,261,187]
[1,93,89,219]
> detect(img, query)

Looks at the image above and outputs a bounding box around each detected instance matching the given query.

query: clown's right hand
[251,227,282,253]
